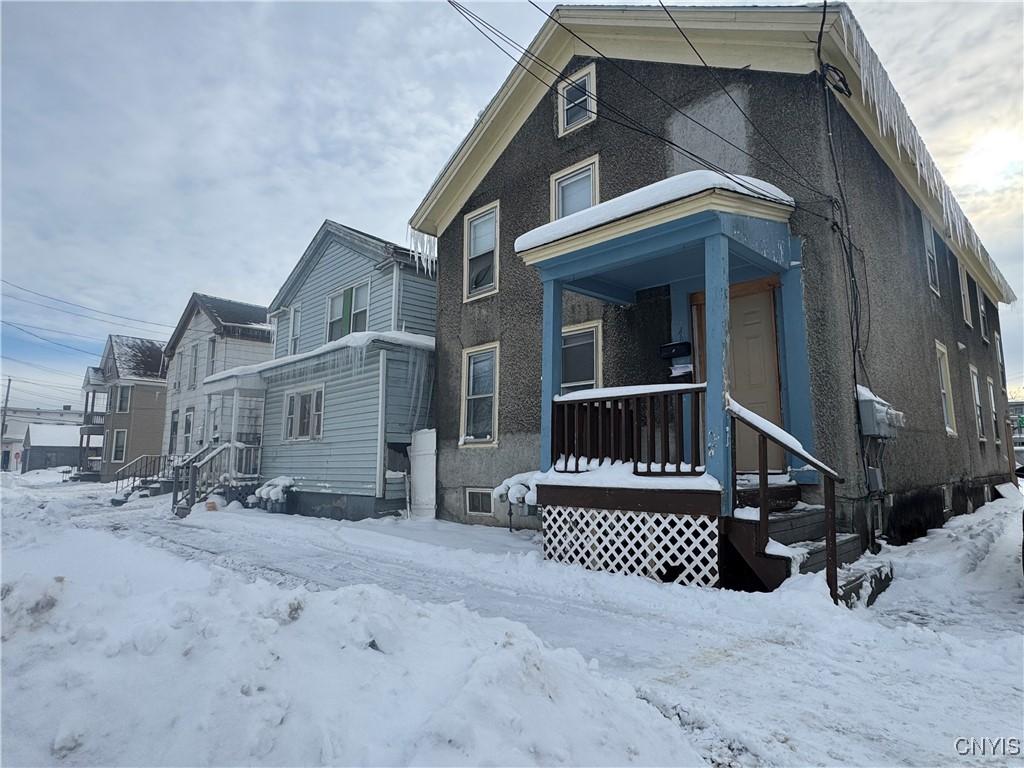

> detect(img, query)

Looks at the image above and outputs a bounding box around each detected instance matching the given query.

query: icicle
[407,227,438,276]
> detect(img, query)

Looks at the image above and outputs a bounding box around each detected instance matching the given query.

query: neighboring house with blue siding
[206,220,436,519]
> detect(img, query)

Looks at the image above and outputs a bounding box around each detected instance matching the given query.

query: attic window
[558,63,596,137]
[327,282,369,342]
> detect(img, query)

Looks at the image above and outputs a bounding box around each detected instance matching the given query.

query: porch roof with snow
[409,3,1014,304]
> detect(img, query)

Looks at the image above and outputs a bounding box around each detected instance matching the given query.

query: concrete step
[797,533,863,574]
[836,561,894,607]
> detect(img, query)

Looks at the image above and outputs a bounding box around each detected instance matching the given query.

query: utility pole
[0,377,10,458]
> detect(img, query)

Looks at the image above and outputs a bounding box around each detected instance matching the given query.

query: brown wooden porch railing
[728,401,844,604]
[551,384,705,477]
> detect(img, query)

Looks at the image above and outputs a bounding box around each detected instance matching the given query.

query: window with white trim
[327,282,369,341]
[289,306,301,355]
[922,216,939,295]
[112,429,127,463]
[969,365,985,441]
[284,386,324,441]
[189,344,199,388]
[182,408,194,454]
[462,345,497,443]
[176,354,185,389]
[207,337,217,376]
[465,488,494,516]
[557,63,596,136]
[995,331,1005,390]
[464,203,498,300]
[552,157,598,220]
[561,323,601,394]
[935,341,956,436]
[957,262,972,327]
[987,377,999,445]
[977,285,989,342]
[116,385,132,413]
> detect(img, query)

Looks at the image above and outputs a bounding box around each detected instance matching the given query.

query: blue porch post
[539,278,563,470]
[670,277,703,460]
[778,242,817,482]
[703,234,733,513]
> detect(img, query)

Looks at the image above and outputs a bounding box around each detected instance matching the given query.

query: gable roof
[102,335,166,382]
[409,3,1013,304]
[268,220,417,313]
[164,293,272,358]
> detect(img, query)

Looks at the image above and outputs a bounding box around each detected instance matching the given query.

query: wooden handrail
[727,403,841,481]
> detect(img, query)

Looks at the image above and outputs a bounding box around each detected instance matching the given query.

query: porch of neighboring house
[517,172,879,603]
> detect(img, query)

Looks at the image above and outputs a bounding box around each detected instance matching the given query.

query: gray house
[408,4,1013,599]
[207,220,436,519]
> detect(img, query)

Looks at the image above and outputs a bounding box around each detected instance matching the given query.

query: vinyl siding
[260,346,383,496]
[383,347,435,444]
[397,269,437,336]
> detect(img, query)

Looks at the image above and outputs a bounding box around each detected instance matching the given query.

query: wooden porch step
[795,533,863,574]
[735,483,801,512]
[768,506,826,545]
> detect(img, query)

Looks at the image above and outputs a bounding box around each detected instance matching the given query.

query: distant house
[2,406,82,472]
[161,293,274,457]
[22,423,102,473]
[85,335,167,482]
[202,220,436,519]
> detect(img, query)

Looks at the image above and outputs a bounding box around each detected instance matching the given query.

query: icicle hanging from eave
[408,227,438,277]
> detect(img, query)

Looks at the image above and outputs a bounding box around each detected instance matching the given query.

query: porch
[516,171,852,600]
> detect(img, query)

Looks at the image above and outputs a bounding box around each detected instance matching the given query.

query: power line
[0,321,107,342]
[2,293,170,336]
[2,279,175,328]
[0,355,84,381]
[9,376,85,395]
[3,321,101,357]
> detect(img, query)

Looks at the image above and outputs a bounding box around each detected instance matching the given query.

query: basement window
[465,488,494,516]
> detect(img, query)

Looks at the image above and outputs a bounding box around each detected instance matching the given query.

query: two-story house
[206,220,436,520]
[161,293,274,457]
[86,335,167,482]
[408,4,1013,598]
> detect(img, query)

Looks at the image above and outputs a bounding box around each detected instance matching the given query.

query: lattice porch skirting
[542,505,719,586]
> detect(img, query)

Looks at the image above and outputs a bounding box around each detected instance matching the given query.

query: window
[116,386,132,413]
[551,156,599,220]
[284,386,324,440]
[176,354,184,389]
[557,62,596,136]
[466,488,494,516]
[112,429,127,463]
[561,322,601,394]
[461,344,498,444]
[327,282,369,341]
[957,262,973,327]
[182,408,194,454]
[922,216,939,295]
[987,377,1000,445]
[977,285,989,342]
[289,306,301,355]
[168,410,179,454]
[969,365,985,441]
[188,344,199,388]
[464,202,498,300]
[107,386,116,413]
[271,316,280,357]
[995,332,1005,390]
[935,341,956,436]
[207,338,217,376]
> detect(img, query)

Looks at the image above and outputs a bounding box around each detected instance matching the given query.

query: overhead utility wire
[0,321,107,342]
[528,0,830,200]
[450,1,838,229]
[9,376,86,394]
[0,355,84,380]
[3,321,101,357]
[1,279,175,329]
[2,294,171,335]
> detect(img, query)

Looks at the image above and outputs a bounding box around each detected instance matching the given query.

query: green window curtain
[340,287,353,338]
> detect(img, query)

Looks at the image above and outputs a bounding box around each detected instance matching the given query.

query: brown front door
[692,278,785,472]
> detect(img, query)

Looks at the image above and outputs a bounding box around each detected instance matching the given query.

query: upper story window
[116,386,132,413]
[207,338,217,377]
[176,354,184,389]
[188,344,199,389]
[461,343,498,444]
[977,285,989,342]
[284,385,324,441]
[289,306,301,355]
[957,262,973,327]
[921,216,940,296]
[106,386,116,413]
[935,340,956,437]
[557,63,597,137]
[969,364,985,442]
[327,282,369,341]
[561,322,602,394]
[551,156,599,220]
[995,331,1005,390]
[987,377,1000,445]
[111,429,127,463]
[464,202,499,301]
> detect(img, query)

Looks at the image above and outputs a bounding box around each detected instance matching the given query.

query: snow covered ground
[3,469,1022,766]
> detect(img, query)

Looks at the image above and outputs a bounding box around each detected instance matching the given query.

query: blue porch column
[670,276,703,460]
[778,247,817,482]
[703,234,733,513]
[539,278,563,470]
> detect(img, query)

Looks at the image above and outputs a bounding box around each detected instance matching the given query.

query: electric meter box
[858,392,906,439]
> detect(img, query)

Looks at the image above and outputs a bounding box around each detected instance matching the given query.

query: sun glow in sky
[956,129,1024,191]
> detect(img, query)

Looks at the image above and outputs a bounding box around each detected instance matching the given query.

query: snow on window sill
[463,287,498,304]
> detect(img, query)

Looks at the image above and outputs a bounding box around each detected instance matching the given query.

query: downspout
[391,262,401,331]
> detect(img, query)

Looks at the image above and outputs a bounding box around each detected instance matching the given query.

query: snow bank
[255,476,295,502]
[2,495,703,766]
[515,170,793,253]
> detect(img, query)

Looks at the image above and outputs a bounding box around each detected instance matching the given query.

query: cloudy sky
[2,1,1021,410]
